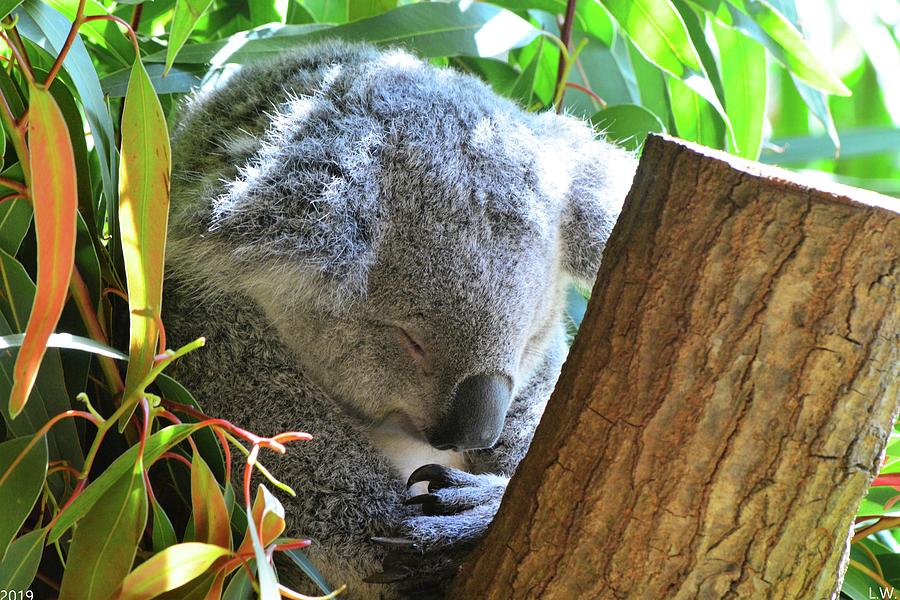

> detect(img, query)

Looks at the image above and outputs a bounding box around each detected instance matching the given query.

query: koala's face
[329,200,567,451]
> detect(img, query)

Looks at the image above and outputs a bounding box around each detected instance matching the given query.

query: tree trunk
[449,135,900,599]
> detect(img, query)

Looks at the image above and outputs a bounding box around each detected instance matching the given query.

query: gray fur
[164,40,635,598]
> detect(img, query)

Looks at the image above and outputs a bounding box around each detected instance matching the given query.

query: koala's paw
[364,464,508,596]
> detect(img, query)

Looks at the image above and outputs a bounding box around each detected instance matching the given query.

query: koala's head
[168,42,635,451]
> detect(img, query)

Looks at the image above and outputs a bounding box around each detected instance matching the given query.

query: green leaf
[49,424,195,543]
[16,0,118,213]
[222,561,254,600]
[349,0,396,22]
[507,36,544,108]
[0,0,21,20]
[759,128,900,165]
[792,75,840,156]
[667,74,725,148]
[0,191,31,256]
[166,0,216,73]
[303,0,348,22]
[0,333,127,359]
[118,58,172,429]
[713,19,767,159]
[0,254,84,475]
[147,3,539,64]
[625,37,669,125]
[101,63,205,98]
[284,549,334,596]
[115,543,234,600]
[591,103,665,151]
[720,0,849,95]
[0,527,46,589]
[58,457,148,600]
[150,497,178,552]
[0,435,47,558]
[841,561,885,600]
[602,0,702,78]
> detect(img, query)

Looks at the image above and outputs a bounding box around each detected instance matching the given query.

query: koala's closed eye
[394,325,430,372]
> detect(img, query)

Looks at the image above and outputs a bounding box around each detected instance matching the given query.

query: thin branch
[565,82,606,108]
[45,0,87,88]
[129,2,144,32]
[0,31,34,86]
[0,176,26,194]
[553,0,578,113]
[83,15,139,58]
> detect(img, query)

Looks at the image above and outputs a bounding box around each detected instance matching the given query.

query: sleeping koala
[163,40,635,598]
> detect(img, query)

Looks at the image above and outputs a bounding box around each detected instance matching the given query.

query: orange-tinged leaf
[113,543,233,600]
[192,452,231,549]
[237,485,285,556]
[119,57,171,427]
[9,84,78,418]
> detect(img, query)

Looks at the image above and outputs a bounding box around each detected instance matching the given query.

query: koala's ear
[538,113,637,289]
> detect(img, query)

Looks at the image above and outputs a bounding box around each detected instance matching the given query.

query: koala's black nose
[429,373,513,451]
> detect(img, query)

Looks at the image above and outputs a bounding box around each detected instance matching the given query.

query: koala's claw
[407,464,454,490]
[371,536,419,551]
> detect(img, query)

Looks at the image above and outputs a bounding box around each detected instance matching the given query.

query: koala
[163,40,635,598]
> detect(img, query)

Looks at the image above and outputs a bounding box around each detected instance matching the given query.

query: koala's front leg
[367,465,507,596]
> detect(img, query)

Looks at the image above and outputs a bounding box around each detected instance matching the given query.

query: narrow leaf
[0,527,46,589]
[151,497,178,552]
[166,0,216,74]
[118,57,172,428]
[191,452,231,549]
[713,19,767,159]
[0,332,128,359]
[58,458,148,600]
[0,436,47,558]
[602,0,703,77]
[9,83,77,418]
[114,543,233,600]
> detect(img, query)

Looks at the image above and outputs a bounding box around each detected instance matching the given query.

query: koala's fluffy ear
[538,113,637,289]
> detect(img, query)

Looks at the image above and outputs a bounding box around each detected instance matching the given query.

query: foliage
[0,0,894,597]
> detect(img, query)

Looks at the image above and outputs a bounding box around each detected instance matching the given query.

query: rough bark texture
[449,135,900,599]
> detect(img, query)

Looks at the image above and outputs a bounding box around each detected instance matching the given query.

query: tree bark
[449,135,900,599]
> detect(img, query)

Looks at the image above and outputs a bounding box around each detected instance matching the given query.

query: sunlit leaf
[166,0,216,74]
[0,435,47,558]
[58,457,148,600]
[8,83,78,418]
[713,19,766,159]
[0,527,45,590]
[118,57,172,429]
[0,332,127,359]
[221,562,254,600]
[191,451,231,549]
[602,0,702,78]
[114,543,233,600]
[666,74,725,148]
[722,0,849,96]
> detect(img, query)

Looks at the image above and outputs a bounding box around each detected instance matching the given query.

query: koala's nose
[429,373,513,451]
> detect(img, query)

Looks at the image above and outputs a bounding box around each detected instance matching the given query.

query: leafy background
[0,0,897,598]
